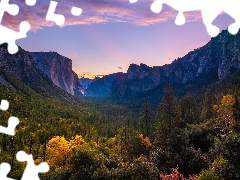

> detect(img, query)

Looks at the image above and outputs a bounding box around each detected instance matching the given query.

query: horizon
[8,0,234,79]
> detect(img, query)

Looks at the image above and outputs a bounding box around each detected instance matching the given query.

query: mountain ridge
[80,29,240,99]
[0,44,83,100]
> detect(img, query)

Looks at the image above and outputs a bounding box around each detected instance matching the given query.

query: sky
[4,0,235,79]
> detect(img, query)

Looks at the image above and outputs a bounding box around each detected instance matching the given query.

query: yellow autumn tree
[216,94,235,134]
[139,134,152,149]
[46,136,72,170]
[69,135,85,149]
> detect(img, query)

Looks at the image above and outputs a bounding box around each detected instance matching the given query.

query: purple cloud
[3,0,202,31]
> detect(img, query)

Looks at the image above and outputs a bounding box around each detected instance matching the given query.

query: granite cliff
[29,52,83,95]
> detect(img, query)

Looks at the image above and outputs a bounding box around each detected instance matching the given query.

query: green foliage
[199,169,220,180]
[155,82,183,148]
[179,91,200,124]
[2,65,240,180]
[186,123,215,153]
[139,100,153,137]
[151,128,208,177]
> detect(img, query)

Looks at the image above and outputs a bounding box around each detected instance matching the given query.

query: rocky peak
[127,63,152,79]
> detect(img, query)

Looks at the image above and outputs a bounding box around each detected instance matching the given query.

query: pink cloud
[2,0,203,32]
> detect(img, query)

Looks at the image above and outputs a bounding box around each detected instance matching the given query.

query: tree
[157,81,182,136]
[179,91,200,125]
[139,100,153,137]
[46,136,72,170]
[200,90,215,121]
[215,94,235,135]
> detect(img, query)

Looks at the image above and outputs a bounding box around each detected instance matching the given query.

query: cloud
[118,67,123,69]
[3,0,203,32]
[68,53,78,58]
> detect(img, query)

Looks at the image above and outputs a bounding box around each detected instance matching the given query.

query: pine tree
[139,100,152,137]
[158,81,182,135]
[179,91,200,125]
[200,90,215,121]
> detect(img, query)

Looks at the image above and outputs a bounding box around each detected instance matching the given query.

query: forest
[0,71,240,180]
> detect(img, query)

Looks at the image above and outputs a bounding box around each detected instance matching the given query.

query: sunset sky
[5,0,234,79]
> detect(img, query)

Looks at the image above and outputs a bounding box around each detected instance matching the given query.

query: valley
[0,29,240,179]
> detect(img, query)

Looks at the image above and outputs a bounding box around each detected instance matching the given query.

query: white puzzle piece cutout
[71,6,82,16]
[0,21,30,54]
[0,100,19,136]
[25,0,37,6]
[0,163,16,180]
[16,151,49,180]
[0,0,19,23]
[0,0,32,54]
[46,0,65,26]
[130,0,240,37]
[0,116,19,136]
[0,100,9,111]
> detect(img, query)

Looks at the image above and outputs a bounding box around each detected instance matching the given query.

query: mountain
[80,73,123,96]
[28,52,84,95]
[0,44,82,100]
[83,30,240,99]
[79,77,94,90]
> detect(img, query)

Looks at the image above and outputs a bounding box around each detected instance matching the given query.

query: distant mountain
[28,52,84,95]
[80,73,124,96]
[79,77,94,90]
[0,44,83,100]
[82,30,240,99]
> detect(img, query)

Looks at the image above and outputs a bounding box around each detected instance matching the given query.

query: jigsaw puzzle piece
[16,151,49,180]
[129,0,138,3]
[0,21,30,54]
[25,0,36,6]
[46,0,65,26]
[0,100,9,111]
[0,116,19,136]
[0,163,16,180]
[151,0,164,13]
[228,23,239,35]
[223,0,240,35]
[0,0,19,23]
[71,6,82,16]
[201,6,222,37]
[175,12,186,25]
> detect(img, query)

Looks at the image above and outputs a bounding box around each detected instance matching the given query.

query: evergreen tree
[157,81,182,136]
[200,90,215,121]
[179,91,200,125]
[139,100,152,137]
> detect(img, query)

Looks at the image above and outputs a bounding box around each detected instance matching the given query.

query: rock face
[86,30,240,98]
[28,52,83,95]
